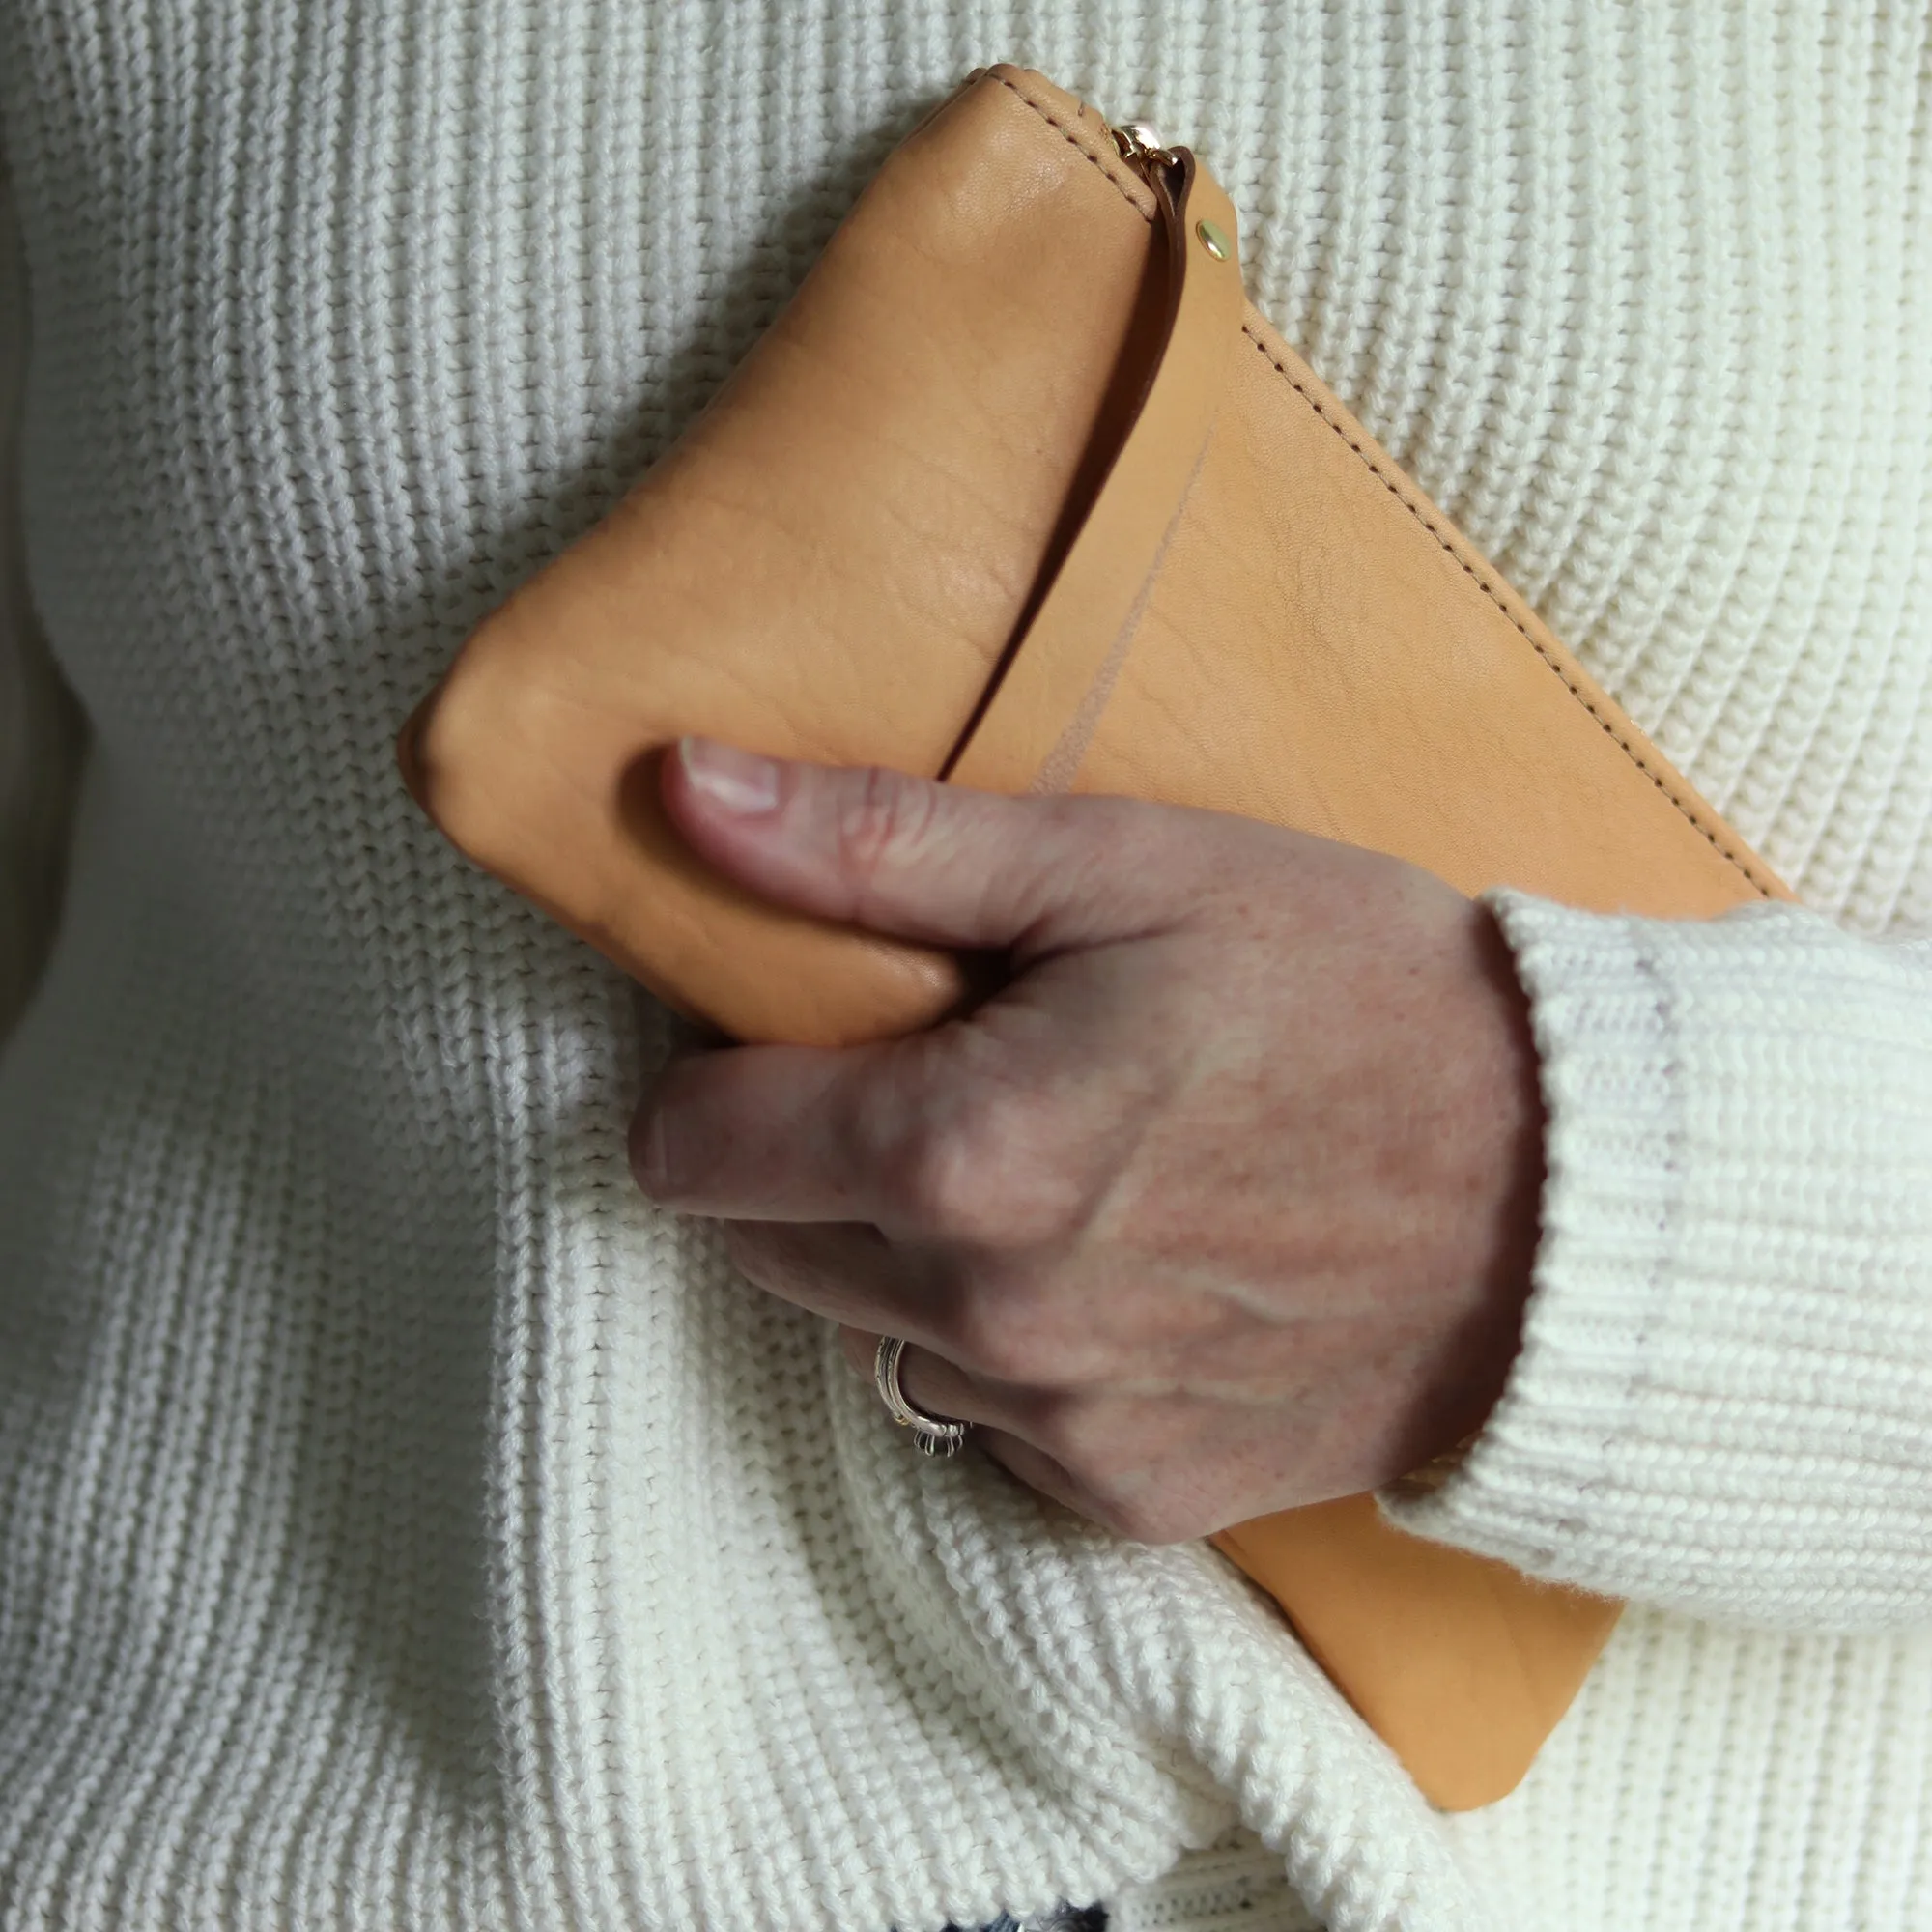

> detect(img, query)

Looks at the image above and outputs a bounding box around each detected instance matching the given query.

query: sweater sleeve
[1380,887,1932,1633]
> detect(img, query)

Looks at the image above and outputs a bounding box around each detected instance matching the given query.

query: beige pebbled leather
[400,64,1790,1810]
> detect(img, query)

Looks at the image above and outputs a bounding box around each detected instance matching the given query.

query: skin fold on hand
[630,734,1545,1544]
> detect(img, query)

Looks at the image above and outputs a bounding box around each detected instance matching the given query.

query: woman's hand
[630,736,1545,1542]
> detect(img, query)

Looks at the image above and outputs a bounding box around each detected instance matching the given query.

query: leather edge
[980,68,1788,907]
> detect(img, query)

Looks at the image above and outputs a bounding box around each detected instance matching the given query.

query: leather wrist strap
[944,149,1245,796]
[399,63,1794,1804]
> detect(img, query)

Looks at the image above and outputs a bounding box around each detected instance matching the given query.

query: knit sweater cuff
[1381,891,1932,1630]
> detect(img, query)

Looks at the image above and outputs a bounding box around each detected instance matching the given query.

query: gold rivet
[1196,217,1231,261]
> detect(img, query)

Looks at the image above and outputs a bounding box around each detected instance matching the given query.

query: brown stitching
[985,71,1776,902]
[1239,330,1776,898]
[984,71,1156,221]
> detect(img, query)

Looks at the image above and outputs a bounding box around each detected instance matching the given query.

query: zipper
[1109,120,1180,180]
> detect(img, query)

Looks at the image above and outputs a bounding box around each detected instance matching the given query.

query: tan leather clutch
[398,65,1791,1809]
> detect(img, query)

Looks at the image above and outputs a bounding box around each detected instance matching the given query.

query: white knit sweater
[1,5,1928,1930]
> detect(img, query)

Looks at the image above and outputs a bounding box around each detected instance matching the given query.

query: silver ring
[873,1335,972,1459]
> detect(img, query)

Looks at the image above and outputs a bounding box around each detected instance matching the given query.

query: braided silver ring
[873,1335,972,1459]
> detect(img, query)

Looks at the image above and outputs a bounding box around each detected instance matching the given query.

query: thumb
[660,734,1176,954]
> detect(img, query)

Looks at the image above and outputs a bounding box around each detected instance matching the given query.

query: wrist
[1406,899,1544,1469]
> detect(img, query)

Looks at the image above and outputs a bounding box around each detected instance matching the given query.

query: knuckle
[889,1118,990,1238]
[838,765,937,899]
[971,1084,1098,1242]
[890,1111,1042,1249]
[927,1091,1085,1246]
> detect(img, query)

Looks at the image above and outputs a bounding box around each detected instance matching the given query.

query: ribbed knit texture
[1108,1832,1321,1931]
[0,5,1926,1930]
[1388,896,1932,1628]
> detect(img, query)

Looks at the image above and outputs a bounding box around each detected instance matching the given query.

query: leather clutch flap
[398,64,1790,1808]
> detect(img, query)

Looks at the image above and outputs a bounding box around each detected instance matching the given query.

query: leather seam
[985,71,1158,221]
[1236,327,1776,900]
[986,70,1776,902]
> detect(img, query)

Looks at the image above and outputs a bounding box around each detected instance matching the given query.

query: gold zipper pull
[1110,120,1179,178]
